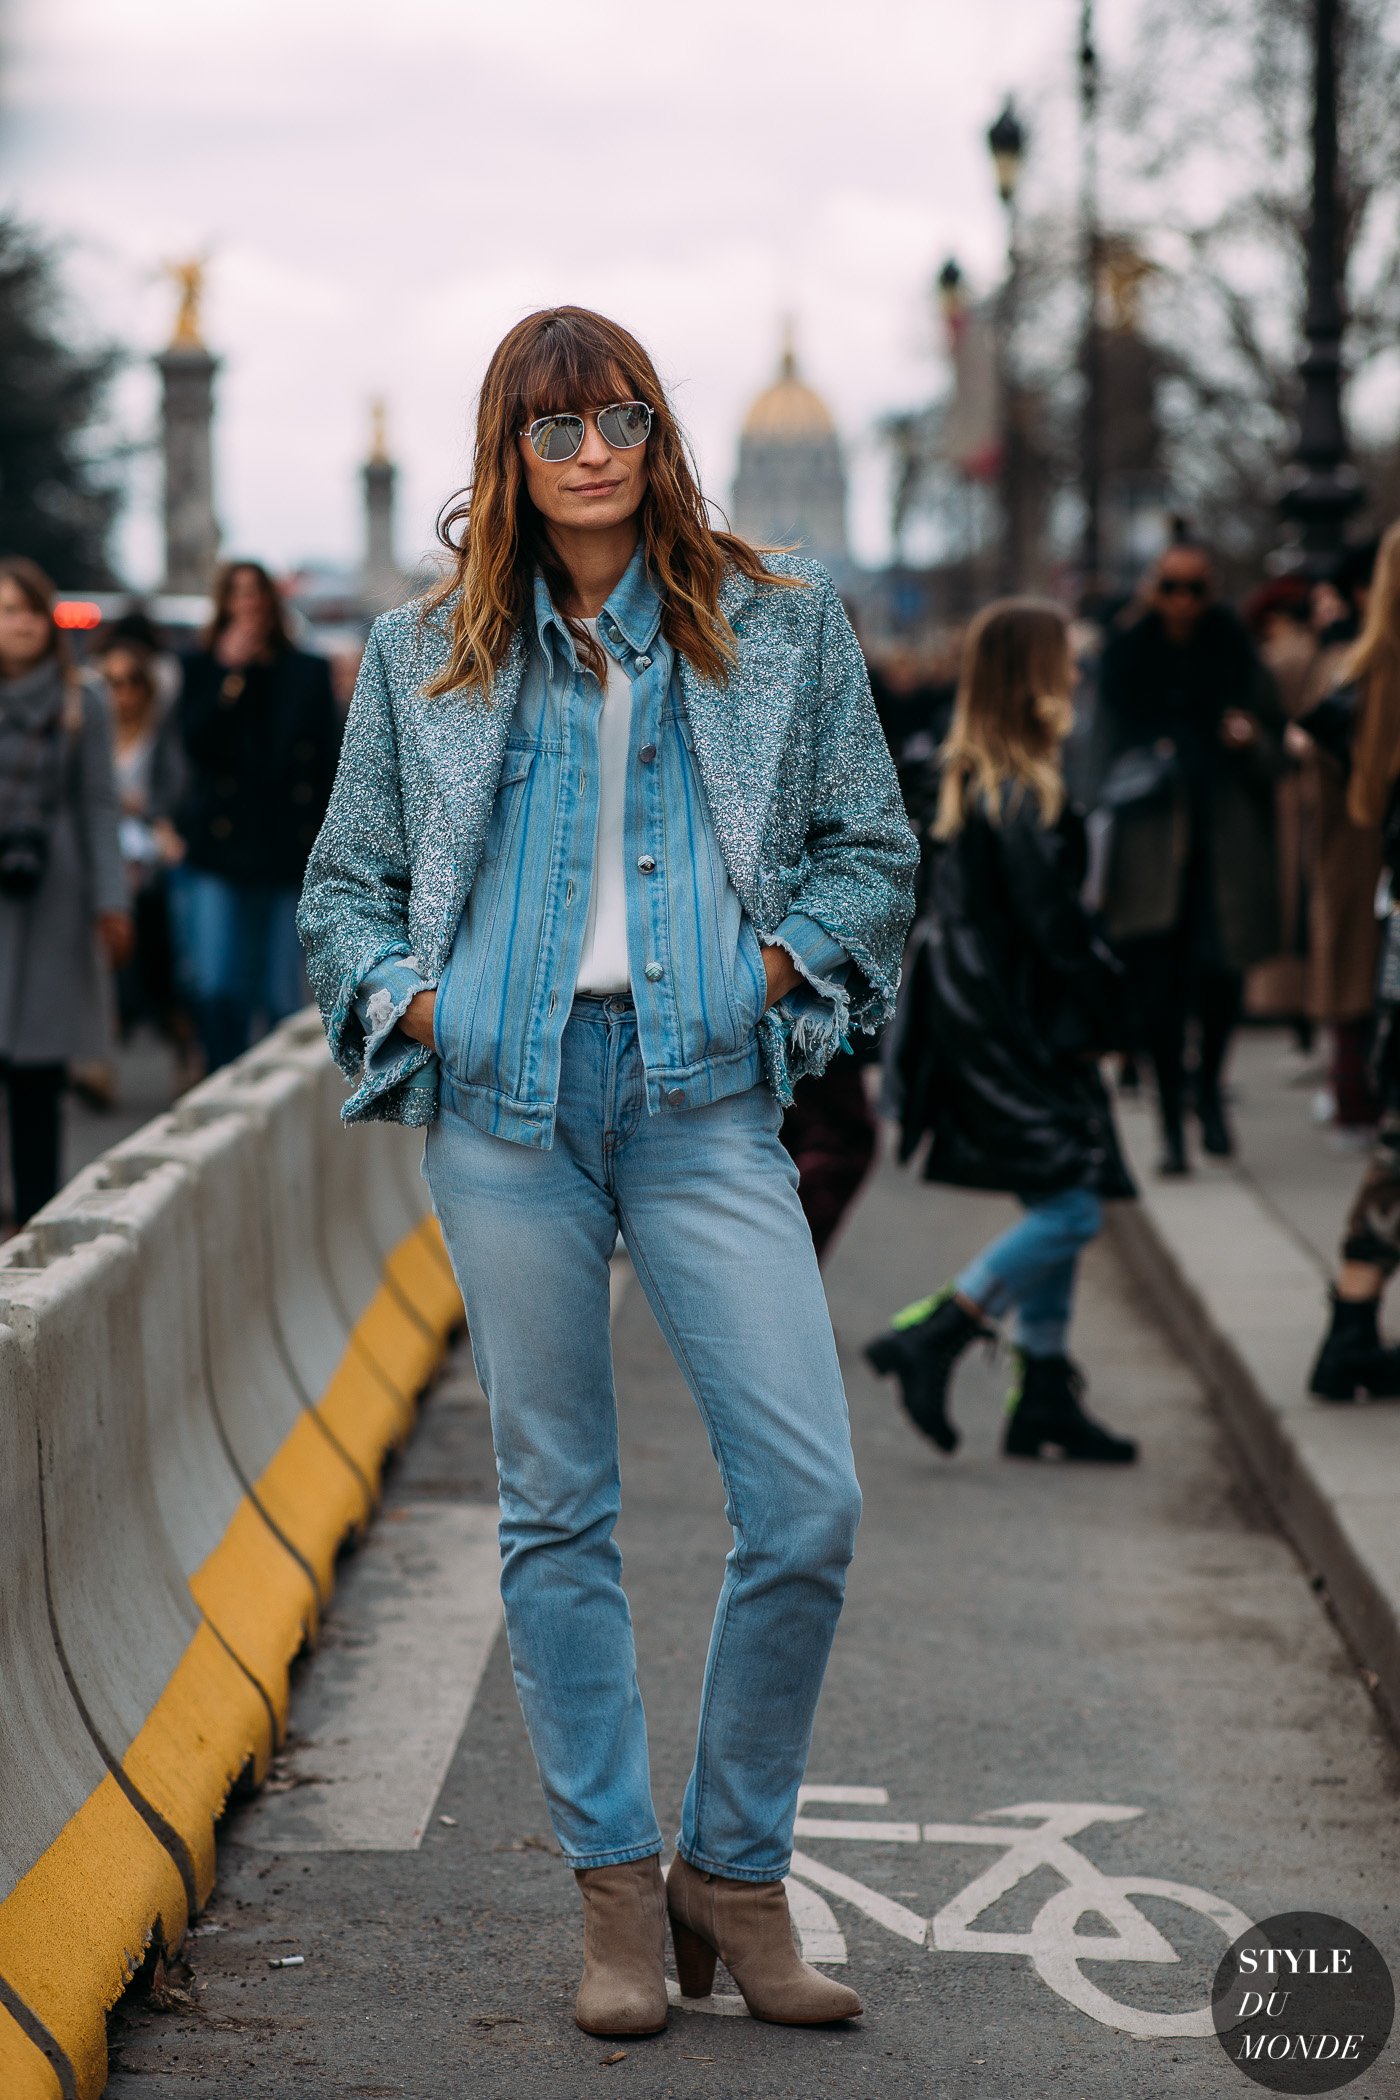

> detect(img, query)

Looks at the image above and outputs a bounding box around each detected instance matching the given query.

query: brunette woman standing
[869,600,1137,1462]
[172,561,339,1071]
[299,309,917,2034]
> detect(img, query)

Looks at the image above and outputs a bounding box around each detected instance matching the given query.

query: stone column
[155,260,220,593]
[361,399,400,610]
[156,348,220,593]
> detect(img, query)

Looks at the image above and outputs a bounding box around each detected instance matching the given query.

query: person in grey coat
[0,559,131,1222]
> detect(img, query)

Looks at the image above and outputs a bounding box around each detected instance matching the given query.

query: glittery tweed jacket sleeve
[679,557,920,1102]
[296,626,439,1121]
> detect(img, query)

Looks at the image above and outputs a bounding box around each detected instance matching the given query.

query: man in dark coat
[1097,542,1283,1172]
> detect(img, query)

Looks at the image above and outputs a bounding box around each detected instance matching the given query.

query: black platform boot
[1309,1292,1400,1401]
[864,1290,991,1454]
[1003,1353,1138,1463]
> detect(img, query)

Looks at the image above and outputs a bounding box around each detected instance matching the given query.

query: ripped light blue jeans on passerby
[955,1185,1103,1357]
[423,994,861,1881]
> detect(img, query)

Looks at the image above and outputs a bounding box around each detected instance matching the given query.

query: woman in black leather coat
[868,600,1137,1462]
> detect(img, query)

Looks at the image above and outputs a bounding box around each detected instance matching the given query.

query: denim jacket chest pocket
[478,743,537,865]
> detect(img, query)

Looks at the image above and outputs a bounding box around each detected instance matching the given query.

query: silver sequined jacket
[297,555,919,1125]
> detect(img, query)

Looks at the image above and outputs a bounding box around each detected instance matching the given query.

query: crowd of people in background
[1,519,1398,1425]
[855,519,1400,1414]
[0,556,340,1224]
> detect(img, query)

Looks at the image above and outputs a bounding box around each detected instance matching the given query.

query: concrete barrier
[206,1049,414,1491]
[256,1024,462,1398]
[0,1315,189,2100]
[102,1087,373,1605]
[0,1224,271,1908]
[0,1013,464,2098]
[40,1143,317,1739]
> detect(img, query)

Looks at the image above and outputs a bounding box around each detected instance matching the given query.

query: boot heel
[670,1915,718,1998]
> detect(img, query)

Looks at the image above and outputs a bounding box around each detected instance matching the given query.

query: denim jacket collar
[530,545,665,668]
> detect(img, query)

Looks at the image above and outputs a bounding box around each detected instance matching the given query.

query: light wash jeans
[955,1185,1103,1357]
[168,867,306,1072]
[423,994,861,1880]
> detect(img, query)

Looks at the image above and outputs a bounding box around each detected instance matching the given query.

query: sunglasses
[520,400,653,463]
[1158,577,1208,601]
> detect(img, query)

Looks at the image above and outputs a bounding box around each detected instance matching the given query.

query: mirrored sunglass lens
[532,416,583,461]
[598,402,651,448]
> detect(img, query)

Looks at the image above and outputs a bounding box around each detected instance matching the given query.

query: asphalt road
[106,1139,1400,2100]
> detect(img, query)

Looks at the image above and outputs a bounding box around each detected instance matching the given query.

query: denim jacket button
[636,655,652,671]
[644,961,664,982]
[638,744,657,763]
[666,1087,684,1105]
[637,854,657,873]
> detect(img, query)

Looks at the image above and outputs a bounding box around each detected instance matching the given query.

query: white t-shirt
[574,620,633,995]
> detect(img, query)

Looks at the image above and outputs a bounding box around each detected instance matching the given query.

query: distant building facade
[731,328,848,572]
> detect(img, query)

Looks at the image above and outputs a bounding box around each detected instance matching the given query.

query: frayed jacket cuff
[768,910,851,990]
[354,953,434,1083]
[762,911,853,1074]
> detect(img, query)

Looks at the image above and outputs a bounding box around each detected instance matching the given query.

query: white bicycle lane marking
[670,1785,1253,2037]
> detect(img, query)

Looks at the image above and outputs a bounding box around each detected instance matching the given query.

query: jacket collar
[530,545,664,666]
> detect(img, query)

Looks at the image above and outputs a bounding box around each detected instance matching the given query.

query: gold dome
[741,338,835,440]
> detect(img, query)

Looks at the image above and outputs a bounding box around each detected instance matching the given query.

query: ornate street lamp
[1279,0,1363,572]
[987,100,1026,206]
[987,99,1027,592]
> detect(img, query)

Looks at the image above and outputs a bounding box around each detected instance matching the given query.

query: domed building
[731,327,849,571]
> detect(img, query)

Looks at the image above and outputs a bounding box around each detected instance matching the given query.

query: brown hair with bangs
[422,306,800,699]
[934,599,1074,840]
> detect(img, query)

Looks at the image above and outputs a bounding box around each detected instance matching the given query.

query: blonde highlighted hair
[934,598,1074,840]
[422,306,799,699]
[1341,522,1400,830]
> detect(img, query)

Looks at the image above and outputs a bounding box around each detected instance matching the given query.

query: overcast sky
[2,0,1141,583]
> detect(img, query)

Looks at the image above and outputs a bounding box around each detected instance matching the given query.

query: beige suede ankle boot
[573,1855,669,2036]
[666,1853,863,2024]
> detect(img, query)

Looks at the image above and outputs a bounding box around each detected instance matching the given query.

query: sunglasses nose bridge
[575,412,613,458]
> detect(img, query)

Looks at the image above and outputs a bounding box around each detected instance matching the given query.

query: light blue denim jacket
[352,553,851,1147]
[298,553,918,1127]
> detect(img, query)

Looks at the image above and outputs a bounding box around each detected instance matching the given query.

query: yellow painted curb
[348,1280,441,1410]
[121,1621,274,1905]
[386,1218,465,1344]
[189,1499,318,1737]
[252,1410,372,1606]
[0,1774,188,2100]
[0,2007,64,2100]
[316,1221,464,1478]
[0,1186,460,2099]
[316,1335,412,1483]
[421,1211,458,1282]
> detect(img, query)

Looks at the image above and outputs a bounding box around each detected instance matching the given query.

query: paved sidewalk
[1106,1026,1400,1741]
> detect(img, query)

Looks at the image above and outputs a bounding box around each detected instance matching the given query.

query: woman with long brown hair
[298,308,916,2034]
[869,599,1137,1461]
[0,557,129,1222]
[169,559,339,1071]
[1304,522,1400,1398]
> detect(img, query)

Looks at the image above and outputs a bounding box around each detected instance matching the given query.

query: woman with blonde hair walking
[869,598,1137,1462]
[299,307,917,2034]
